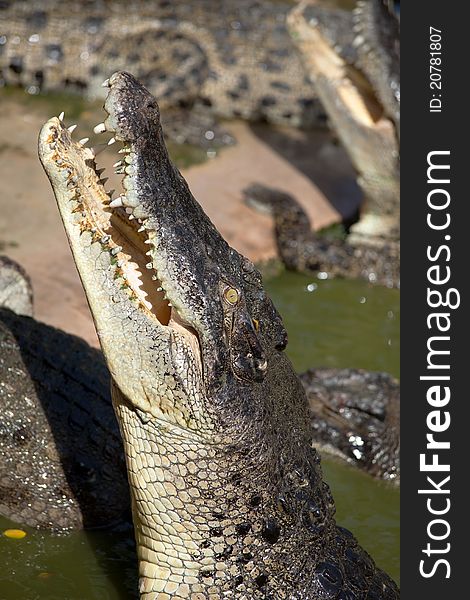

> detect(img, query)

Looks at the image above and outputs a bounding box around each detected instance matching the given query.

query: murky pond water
[0,272,399,597]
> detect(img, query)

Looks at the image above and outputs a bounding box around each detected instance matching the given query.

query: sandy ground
[0,94,359,346]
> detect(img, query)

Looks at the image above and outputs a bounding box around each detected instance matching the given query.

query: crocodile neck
[113,384,208,596]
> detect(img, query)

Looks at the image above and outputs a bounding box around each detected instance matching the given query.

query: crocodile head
[39,72,397,597]
[39,71,288,430]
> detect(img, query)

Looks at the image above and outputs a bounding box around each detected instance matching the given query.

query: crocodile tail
[0,256,34,316]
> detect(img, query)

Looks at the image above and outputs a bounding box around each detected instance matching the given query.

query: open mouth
[39,75,196,341]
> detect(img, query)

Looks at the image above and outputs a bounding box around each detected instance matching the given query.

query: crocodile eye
[252,318,260,331]
[224,287,239,305]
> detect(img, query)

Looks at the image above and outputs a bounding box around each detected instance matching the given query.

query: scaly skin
[0,307,130,530]
[0,0,346,135]
[302,368,400,483]
[0,308,398,532]
[352,0,400,129]
[244,184,400,288]
[39,71,398,598]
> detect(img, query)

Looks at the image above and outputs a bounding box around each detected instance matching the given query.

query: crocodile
[352,0,400,130]
[0,0,359,147]
[0,257,131,530]
[244,184,400,288]
[302,368,399,483]
[38,71,398,597]
[0,255,130,530]
[288,0,400,244]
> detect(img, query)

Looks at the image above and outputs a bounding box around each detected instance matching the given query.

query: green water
[0,273,399,596]
[266,272,399,378]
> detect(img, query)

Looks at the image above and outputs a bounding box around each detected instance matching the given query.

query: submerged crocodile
[244,184,400,288]
[302,368,399,483]
[38,71,398,597]
[0,0,358,146]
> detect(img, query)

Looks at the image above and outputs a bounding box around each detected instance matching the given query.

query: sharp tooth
[59,111,64,121]
[128,214,135,220]
[93,122,107,134]
[79,137,89,145]
[113,161,122,168]
[67,124,77,133]
[144,239,152,244]
[96,168,105,176]
[100,177,109,185]
[109,197,123,208]
[122,195,138,208]
[138,226,145,232]
[107,137,116,146]
[118,148,130,153]
[102,78,110,87]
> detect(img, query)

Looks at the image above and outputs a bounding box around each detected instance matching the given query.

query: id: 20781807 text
[429,27,443,113]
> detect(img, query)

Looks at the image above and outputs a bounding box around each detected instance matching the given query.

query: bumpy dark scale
[301,368,400,483]
[243,184,400,289]
[9,56,23,75]
[0,308,130,530]
[0,0,355,144]
[25,9,47,28]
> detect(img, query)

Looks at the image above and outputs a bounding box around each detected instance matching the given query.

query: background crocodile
[0,255,398,529]
[301,368,399,484]
[0,304,131,530]
[0,0,360,147]
[38,71,398,597]
[244,184,400,288]
[288,0,400,244]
